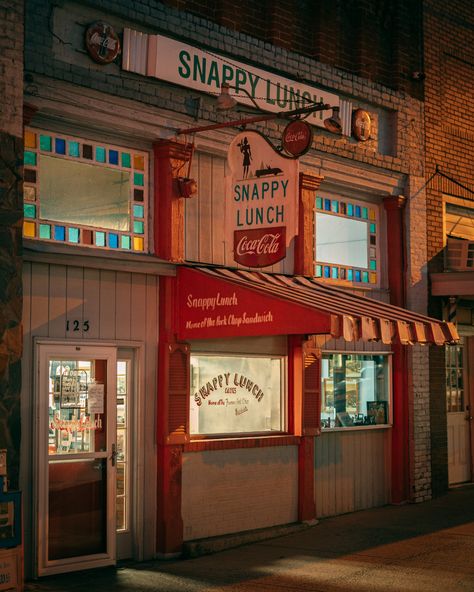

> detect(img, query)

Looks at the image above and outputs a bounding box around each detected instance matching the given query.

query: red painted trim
[184,435,300,452]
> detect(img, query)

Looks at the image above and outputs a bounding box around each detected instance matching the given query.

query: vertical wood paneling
[115,272,132,340]
[130,274,147,341]
[198,153,213,263]
[99,270,116,340]
[83,268,101,340]
[48,265,67,338]
[212,157,226,265]
[30,263,49,337]
[315,429,390,518]
[186,155,200,260]
[66,266,84,338]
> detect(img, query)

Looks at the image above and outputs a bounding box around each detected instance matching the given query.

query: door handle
[110,443,117,466]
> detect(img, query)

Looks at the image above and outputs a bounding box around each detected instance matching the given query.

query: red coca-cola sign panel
[234,226,286,267]
[282,120,313,157]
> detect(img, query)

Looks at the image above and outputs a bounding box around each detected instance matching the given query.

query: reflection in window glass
[190,355,286,435]
[316,213,368,268]
[40,155,130,231]
[321,354,390,428]
[446,343,464,412]
[116,360,129,532]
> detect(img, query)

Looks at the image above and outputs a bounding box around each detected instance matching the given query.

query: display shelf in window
[315,195,379,285]
[23,129,149,252]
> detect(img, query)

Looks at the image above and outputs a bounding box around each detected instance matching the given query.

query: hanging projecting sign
[122,29,340,129]
[225,131,299,267]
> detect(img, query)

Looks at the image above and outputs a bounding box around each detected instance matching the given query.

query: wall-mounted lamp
[216,82,262,111]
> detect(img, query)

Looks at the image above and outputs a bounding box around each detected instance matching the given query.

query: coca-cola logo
[234,227,286,267]
[85,22,121,65]
[282,120,313,157]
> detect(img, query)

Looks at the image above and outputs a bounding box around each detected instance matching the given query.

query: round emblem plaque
[282,120,313,157]
[351,109,372,142]
[85,22,121,65]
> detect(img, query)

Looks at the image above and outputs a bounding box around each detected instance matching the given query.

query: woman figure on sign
[239,137,252,179]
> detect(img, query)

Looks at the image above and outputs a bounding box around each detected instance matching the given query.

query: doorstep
[182,520,318,558]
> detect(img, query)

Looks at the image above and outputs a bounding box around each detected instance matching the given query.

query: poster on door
[225,131,299,267]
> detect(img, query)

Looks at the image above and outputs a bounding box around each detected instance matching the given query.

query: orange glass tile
[133,236,144,251]
[24,131,37,149]
[23,221,36,238]
[369,209,376,220]
[133,155,145,170]
[370,273,377,284]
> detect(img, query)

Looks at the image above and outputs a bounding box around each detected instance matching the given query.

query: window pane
[321,354,390,428]
[39,155,130,231]
[190,355,284,435]
[316,212,368,268]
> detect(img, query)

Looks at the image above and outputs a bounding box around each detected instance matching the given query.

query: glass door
[37,344,117,576]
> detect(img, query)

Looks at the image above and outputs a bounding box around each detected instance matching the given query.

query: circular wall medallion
[282,120,313,157]
[85,22,121,65]
[351,109,372,142]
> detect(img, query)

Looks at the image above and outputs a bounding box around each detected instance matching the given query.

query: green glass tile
[331,200,339,213]
[39,135,52,151]
[362,271,369,283]
[24,151,37,166]
[68,227,80,243]
[95,146,106,163]
[24,203,36,218]
[95,232,106,247]
[133,220,144,234]
[315,265,322,277]
[121,152,131,168]
[370,259,377,270]
[362,207,368,219]
[39,224,51,239]
[68,141,80,157]
[121,235,131,250]
[133,172,144,187]
[316,197,323,210]
[133,204,144,218]
[370,223,376,233]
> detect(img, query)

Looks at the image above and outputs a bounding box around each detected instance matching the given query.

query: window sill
[184,434,300,452]
[321,424,392,433]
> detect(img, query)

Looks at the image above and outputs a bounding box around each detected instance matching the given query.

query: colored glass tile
[55,138,66,155]
[369,209,376,220]
[24,186,36,201]
[370,260,377,270]
[121,152,131,168]
[316,197,323,210]
[24,203,36,219]
[95,231,106,247]
[23,221,36,238]
[24,131,36,148]
[370,223,376,233]
[331,267,339,279]
[355,270,361,282]
[109,150,119,165]
[24,151,36,166]
[370,273,377,284]
[340,268,346,280]
[83,144,93,159]
[82,229,93,245]
[133,204,144,218]
[68,141,80,157]
[39,224,51,239]
[109,233,119,248]
[95,146,106,163]
[39,135,52,151]
[68,228,80,243]
[133,220,144,234]
[24,169,36,183]
[362,271,369,283]
[133,155,145,170]
[331,200,339,213]
[324,198,331,211]
[121,235,131,250]
[134,172,144,186]
[323,266,330,278]
[355,205,361,217]
[362,207,368,219]
[315,265,322,277]
[347,269,353,281]
[347,203,354,216]
[133,236,144,251]
[340,202,346,215]
[134,189,144,202]
[54,226,66,241]
[370,247,376,258]
[370,235,376,245]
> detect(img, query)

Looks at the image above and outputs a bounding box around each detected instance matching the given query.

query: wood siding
[315,429,391,517]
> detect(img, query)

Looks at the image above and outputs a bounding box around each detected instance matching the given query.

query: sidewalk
[26,484,474,592]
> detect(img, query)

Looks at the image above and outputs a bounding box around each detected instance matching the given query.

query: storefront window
[315,195,378,284]
[190,354,286,435]
[321,353,390,428]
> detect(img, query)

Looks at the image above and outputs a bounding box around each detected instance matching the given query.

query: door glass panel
[116,360,129,532]
[446,343,464,412]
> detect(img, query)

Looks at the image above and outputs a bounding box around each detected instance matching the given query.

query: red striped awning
[190,266,458,346]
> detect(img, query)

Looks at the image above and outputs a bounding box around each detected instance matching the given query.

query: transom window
[315,195,378,284]
[23,129,148,252]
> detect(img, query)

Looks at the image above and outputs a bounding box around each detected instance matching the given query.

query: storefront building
[20,0,457,579]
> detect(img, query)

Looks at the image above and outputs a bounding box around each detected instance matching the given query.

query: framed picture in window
[367,401,388,425]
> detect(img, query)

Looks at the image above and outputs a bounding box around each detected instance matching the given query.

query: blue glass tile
[362,271,369,283]
[331,200,339,213]
[54,226,66,241]
[355,205,361,217]
[323,266,330,278]
[68,228,80,243]
[24,203,36,218]
[95,232,106,247]
[95,147,106,163]
[362,207,368,219]
[347,203,354,216]
[68,141,80,157]
[121,235,131,250]
[133,204,144,218]
[316,197,323,210]
[134,172,144,187]
[370,260,377,270]
[109,150,119,165]
[315,265,322,277]
[347,269,353,281]
[109,233,119,248]
[355,270,361,282]
[331,267,338,279]
[55,138,66,155]
[133,220,144,234]
[324,199,331,211]
[370,223,376,233]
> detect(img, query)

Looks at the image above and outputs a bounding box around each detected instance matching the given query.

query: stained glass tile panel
[133,237,144,251]
[68,141,80,157]
[24,221,36,238]
[96,147,106,163]
[24,131,36,148]
[109,150,119,165]
[121,153,131,168]
[39,224,51,239]
[55,138,66,155]
[24,186,36,201]
[24,151,37,166]
[24,203,36,218]
[109,234,119,248]
[40,135,52,151]
[121,236,131,250]
[54,226,66,241]
[133,205,144,218]
[95,232,106,247]
[68,228,80,243]
[133,172,144,187]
